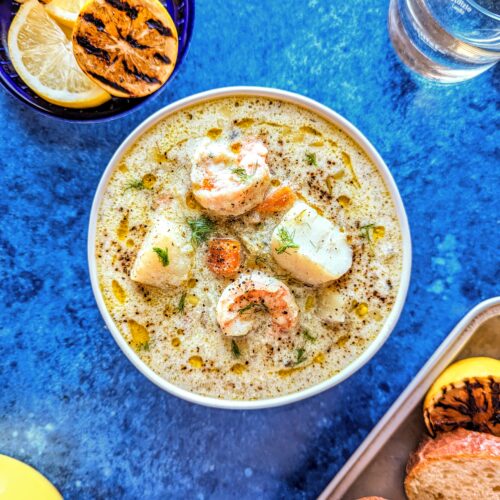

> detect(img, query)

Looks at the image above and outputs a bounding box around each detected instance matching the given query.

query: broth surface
[95,96,403,400]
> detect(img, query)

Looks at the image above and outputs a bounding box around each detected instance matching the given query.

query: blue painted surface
[0,0,498,498]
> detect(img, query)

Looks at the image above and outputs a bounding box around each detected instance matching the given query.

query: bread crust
[405,429,500,498]
[355,497,388,500]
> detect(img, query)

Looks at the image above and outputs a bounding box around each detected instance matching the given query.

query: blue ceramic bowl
[0,0,194,122]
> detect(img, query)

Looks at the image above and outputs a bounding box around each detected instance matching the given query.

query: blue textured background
[0,0,499,498]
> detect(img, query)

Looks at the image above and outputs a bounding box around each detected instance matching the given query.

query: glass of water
[388,0,500,82]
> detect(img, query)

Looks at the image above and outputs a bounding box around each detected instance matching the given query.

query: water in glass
[389,0,500,82]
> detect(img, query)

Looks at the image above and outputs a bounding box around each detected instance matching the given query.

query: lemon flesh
[45,0,86,28]
[424,356,500,436]
[8,0,111,108]
[0,454,62,500]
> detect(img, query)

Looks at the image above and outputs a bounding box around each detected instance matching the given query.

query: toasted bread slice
[405,429,500,500]
[72,0,178,97]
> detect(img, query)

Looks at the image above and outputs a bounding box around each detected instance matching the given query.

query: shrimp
[216,271,299,337]
[190,137,271,216]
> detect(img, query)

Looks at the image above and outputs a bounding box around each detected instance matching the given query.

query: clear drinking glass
[388,0,500,82]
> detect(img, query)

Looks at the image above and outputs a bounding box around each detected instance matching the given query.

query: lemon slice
[424,356,500,437]
[45,0,85,28]
[8,0,111,108]
[0,454,62,499]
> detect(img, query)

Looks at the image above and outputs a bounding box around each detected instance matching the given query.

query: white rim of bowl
[88,86,412,410]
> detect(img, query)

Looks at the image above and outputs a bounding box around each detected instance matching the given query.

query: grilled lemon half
[424,356,500,437]
[72,0,178,98]
[8,0,111,108]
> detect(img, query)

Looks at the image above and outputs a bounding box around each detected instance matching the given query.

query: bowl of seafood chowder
[88,87,411,409]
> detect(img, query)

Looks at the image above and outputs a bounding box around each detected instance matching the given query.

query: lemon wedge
[8,0,111,108]
[45,0,86,28]
[423,356,500,437]
[0,454,62,499]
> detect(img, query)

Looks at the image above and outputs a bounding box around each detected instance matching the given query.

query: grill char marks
[154,52,171,64]
[88,71,130,95]
[122,61,161,84]
[146,18,173,37]
[73,0,178,97]
[125,34,149,50]
[105,0,138,19]
[492,379,500,425]
[426,377,500,436]
[82,13,105,31]
[75,35,110,62]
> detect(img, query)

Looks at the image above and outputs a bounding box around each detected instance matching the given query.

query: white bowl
[88,86,412,410]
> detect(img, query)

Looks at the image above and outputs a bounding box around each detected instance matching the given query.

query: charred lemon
[72,0,178,98]
[423,356,500,437]
[8,0,110,108]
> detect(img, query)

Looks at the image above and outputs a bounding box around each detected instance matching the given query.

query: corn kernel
[235,118,255,129]
[271,178,282,187]
[186,295,199,306]
[326,176,335,195]
[336,335,349,347]
[230,142,242,154]
[313,353,325,364]
[230,363,245,375]
[185,192,200,209]
[188,355,203,368]
[355,302,369,318]
[172,337,181,347]
[299,125,321,136]
[112,280,126,304]
[373,226,385,241]
[327,139,339,150]
[116,214,128,241]
[206,128,222,139]
[337,195,351,208]
[305,295,316,311]
[126,238,135,247]
[128,319,149,347]
[142,173,156,189]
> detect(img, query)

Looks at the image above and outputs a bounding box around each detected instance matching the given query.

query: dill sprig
[253,255,268,267]
[275,227,299,254]
[177,292,186,312]
[302,329,317,342]
[124,179,145,191]
[305,152,318,167]
[238,302,269,314]
[153,247,169,266]
[360,223,375,243]
[187,216,215,247]
[295,348,307,365]
[232,167,252,182]
[231,340,241,358]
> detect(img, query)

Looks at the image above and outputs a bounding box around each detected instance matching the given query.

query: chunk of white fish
[271,201,352,286]
[130,215,193,288]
